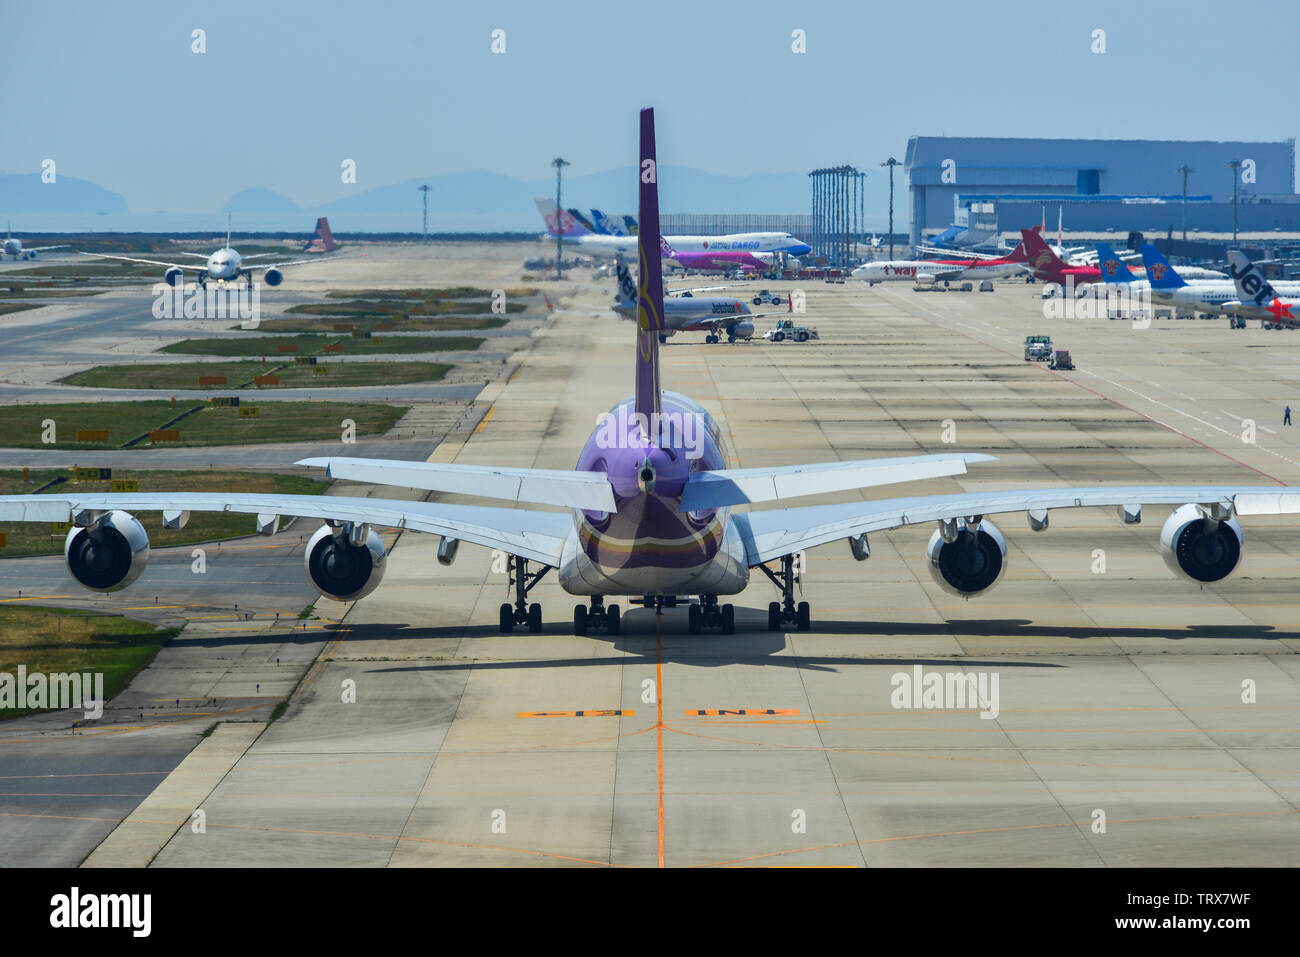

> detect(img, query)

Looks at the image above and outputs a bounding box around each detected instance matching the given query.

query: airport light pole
[1227,159,1242,245]
[418,184,431,244]
[552,157,570,280]
[881,157,900,260]
[1176,165,1192,241]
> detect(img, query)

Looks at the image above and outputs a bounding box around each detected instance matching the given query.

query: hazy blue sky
[2,0,1297,213]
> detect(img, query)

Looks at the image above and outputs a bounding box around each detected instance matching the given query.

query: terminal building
[904,136,1298,247]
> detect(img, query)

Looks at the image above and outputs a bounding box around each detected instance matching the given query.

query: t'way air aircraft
[4,109,1300,636]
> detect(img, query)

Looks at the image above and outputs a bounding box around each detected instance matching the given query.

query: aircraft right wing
[22,244,70,254]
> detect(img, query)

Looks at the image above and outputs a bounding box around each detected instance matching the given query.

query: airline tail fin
[623,215,639,236]
[592,209,626,236]
[1226,250,1279,306]
[534,198,590,238]
[614,253,636,303]
[1005,236,1028,263]
[304,217,337,253]
[567,208,597,233]
[1139,244,1187,289]
[1095,242,1135,283]
[634,108,664,420]
[1019,227,1066,277]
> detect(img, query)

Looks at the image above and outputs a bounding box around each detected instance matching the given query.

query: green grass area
[0,469,330,557]
[0,606,178,720]
[0,302,43,316]
[0,286,106,298]
[245,315,507,333]
[10,261,162,280]
[0,400,406,449]
[61,360,451,391]
[158,333,484,356]
[325,286,538,299]
[288,299,524,318]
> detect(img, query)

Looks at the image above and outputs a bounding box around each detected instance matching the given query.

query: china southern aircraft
[537,197,810,262]
[3,223,69,260]
[81,214,325,288]
[4,109,1300,638]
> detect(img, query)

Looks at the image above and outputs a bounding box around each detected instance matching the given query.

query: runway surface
[3,246,1299,866]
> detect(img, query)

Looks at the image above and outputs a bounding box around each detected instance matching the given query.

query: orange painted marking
[517,710,633,718]
[689,709,798,717]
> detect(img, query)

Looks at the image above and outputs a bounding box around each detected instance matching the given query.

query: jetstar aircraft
[4,109,1300,638]
[612,255,755,343]
[1226,250,1300,328]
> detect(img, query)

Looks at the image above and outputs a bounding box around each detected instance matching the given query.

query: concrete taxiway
[4,248,1300,867]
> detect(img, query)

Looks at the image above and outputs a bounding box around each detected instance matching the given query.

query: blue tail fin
[1095,242,1135,284]
[1139,244,1187,289]
[634,108,664,420]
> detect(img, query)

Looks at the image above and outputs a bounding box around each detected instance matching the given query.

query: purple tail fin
[635,108,664,420]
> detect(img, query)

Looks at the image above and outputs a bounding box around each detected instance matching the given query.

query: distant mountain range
[0,166,817,233]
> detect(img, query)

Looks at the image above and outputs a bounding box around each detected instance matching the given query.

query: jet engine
[727,319,755,340]
[164,266,184,287]
[64,510,150,592]
[926,517,1007,597]
[264,268,283,287]
[303,523,387,601]
[1159,504,1243,583]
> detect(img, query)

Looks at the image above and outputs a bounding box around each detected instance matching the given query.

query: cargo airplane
[537,198,810,261]
[3,110,1300,640]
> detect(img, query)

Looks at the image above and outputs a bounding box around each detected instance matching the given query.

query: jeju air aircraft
[4,109,1300,639]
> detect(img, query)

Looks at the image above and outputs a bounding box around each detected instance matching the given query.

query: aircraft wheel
[767,602,781,632]
[727,335,735,344]
[796,601,811,632]
[573,604,588,636]
[499,603,513,633]
[688,604,702,635]
[721,604,735,635]
[607,604,620,635]
[527,603,542,633]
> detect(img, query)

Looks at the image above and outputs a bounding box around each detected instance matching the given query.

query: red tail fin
[1019,227,1065,278]
[304,217,337,253]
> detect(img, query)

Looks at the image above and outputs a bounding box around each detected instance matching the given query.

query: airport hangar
[904,135,1298,246]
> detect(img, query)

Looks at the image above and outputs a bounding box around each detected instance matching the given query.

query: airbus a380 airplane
[82,214,327,289]
[4,109,1300,638]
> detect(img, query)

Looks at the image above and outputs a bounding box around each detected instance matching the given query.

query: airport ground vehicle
[751,289,784,305]
[763,319,819,342]
[1024,335,1052,361]
[1049,349,1073,370]
[1230,317,1247,329]
[979,280,994,292]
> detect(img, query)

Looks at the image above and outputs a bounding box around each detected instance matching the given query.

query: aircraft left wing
[0,493,571,566]
[734,485,1300,566]
[78,252,192,270]
[22,244,70,254]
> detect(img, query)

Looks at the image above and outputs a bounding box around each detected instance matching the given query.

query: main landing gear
[758,553,810,631]
[498,555,551,633]
[573,596,620,636]
[687,595,735,634]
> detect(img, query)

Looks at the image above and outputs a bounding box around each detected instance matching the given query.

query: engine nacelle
[164,266,184,287]
[304,523,387,601]
[926,518,1008,597]
[1160,504,1243,583]
[264,268,283,287]
[727,319,755,340]
[64,510,150,592]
